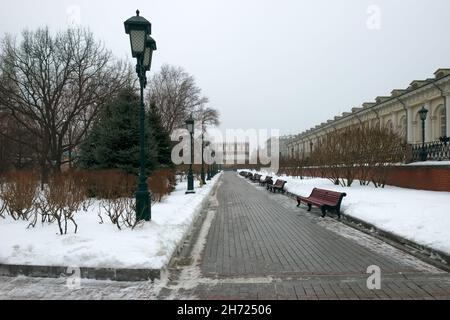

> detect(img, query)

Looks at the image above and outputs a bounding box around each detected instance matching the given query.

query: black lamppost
[124,10,157,221]
[210,150,216,178]
[205,141,211,181]
[207,164,211,180]
[201,126,206,185]
[185,115,195,194]
[418,106,429,162]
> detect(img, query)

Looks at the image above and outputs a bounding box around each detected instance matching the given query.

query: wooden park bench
[296,188,347,219]
[251,174,262,183]
[259,176,272,187]
[268,179,287,193]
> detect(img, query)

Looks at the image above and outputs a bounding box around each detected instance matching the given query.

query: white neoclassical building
[284,68,450,159]
[221,142,250,164]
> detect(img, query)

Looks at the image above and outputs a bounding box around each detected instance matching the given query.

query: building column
[392,112,398,132]
[446,95,450,137]
[407,107,414,144]
[425,102,432,142]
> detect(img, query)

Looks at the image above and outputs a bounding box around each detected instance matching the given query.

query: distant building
[286,68,450,160]
[220,142,250,165]
[265,135,297,159]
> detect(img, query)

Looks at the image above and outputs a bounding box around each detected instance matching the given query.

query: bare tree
[147,64,209,133]
[195,106,220,130]
[0,111,37,171]
[294,125,406,187]
[0,27,132,181]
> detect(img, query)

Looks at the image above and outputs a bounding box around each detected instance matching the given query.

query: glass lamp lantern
[418,106,428,121]
[186,115,195,134]
[143,36,157,71]
[124,10,152,57]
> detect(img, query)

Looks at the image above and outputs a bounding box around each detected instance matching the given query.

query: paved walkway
[163,172,450,299]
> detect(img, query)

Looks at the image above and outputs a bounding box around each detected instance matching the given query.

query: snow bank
[240,170,450,255]
[0,174,221,269]
[405,161,450,166]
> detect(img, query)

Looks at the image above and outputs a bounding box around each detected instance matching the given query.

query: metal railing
[411,138,450,162]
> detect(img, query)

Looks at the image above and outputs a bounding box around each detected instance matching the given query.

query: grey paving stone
[202,173,425,277]
[195,172,450,300]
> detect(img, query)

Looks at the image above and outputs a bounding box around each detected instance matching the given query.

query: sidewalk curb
[167,173,222,267]
[0,174,223,282]
[0,264,160,282]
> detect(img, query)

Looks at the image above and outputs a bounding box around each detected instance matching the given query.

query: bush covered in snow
[0,170,38,222]
[0,168,179,234]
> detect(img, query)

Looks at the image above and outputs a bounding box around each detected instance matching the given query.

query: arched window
[371,119,380,129]
[438,106,447,137]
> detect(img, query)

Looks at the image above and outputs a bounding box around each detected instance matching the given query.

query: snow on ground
[0,275,159,300]
[405,161,450,166]
[0,174,221,270]
[240,170,450,256]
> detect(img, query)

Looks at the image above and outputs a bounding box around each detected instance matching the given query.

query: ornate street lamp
[418,106,428,162]
[207,164,211,181]
[124,10,157,221]
[185,114,195,194]
[201,126,206,185]
[205,141,211,181]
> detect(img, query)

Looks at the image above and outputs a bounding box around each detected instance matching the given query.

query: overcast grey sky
[1,0,450,136]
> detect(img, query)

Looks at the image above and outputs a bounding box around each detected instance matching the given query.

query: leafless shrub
[41,172,87,235]
[0,197,5,219]
[148,168,176,202]
[85,169,136,199]
[100,197,144,230]
[280,125,406,188]
[0,174,5,218]
[0,170,38,221]
[365,126,406,188]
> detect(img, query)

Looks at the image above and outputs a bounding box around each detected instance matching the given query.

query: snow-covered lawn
[0,174,221,269]
[241,170,450,256]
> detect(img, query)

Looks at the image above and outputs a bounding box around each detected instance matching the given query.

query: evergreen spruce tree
[78,88,158,173]
[148,102,174,168]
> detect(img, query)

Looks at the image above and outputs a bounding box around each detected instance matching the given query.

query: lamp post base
[419,149,428,162]
[186,167,195,194]
[135,190,151,221]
